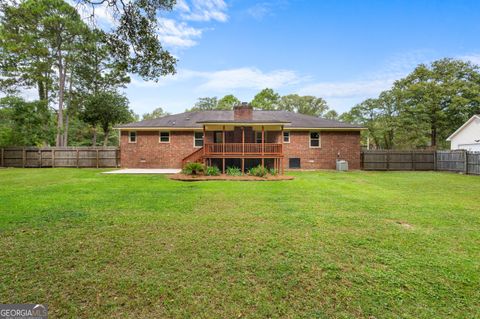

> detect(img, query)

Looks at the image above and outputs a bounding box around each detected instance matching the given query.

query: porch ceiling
[203,124,285,131]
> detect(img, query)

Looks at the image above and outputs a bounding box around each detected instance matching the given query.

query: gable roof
[446,115,480,141]
[116,110,364,129]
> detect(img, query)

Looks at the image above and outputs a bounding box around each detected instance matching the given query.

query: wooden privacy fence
[362,150,480,175]
[0,147,120,168]
[362,150,435,171]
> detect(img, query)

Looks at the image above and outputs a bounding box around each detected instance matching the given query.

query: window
[159,131,170,143]
[128,131,137,143]
[194,132,204,147]
[255,131,267,143]
[310,132,320,148]
[289,158,300,169]
[283,131,290,143]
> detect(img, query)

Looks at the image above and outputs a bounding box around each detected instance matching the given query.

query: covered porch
[201,123,285,174]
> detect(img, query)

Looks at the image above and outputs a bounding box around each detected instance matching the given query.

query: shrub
[248,165,268,177]
[226,166,242,176]
[182,162,205,175]
[205,166,221,176]
[269,168,278,176]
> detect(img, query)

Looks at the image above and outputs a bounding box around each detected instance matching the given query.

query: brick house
[116,103,364,173]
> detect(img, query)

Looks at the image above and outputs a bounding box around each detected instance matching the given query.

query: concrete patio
[103,169,181,174]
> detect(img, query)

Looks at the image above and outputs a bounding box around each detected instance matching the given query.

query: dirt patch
[395,221,413,229]
[169,174,295,181]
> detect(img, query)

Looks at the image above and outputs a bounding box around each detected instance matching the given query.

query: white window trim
[309,131,321,148]
[193,131,204,148]
[159,131,170,143]
[128,131,137,144]
[283,131,290,143]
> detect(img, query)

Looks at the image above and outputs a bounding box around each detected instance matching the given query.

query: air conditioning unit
[336,160,348,171]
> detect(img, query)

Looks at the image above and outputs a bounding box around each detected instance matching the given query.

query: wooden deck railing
[204,143,282,155]
[182,147,204,166]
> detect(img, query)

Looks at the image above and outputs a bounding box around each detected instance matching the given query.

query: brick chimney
[234,102,253,120]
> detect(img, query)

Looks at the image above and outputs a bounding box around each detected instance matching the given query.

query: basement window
[128,131,137,143]
[159,131,170,143]
[289,158,300,169]
[194,132,204,147]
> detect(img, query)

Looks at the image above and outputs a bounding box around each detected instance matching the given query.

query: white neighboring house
[446,115,480,151]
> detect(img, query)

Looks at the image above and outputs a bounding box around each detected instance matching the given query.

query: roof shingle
[116,110,363,129]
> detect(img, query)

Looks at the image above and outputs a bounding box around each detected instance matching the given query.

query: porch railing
[204,143,282,155]
[182,147,204,167]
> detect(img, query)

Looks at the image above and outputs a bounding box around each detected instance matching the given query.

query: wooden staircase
[182,147,204,167]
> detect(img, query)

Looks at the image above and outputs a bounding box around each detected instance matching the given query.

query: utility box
[336,160,348,171]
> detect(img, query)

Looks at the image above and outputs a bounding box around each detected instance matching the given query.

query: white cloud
[299,51,433,100]
[299,79,394,99]
[75,0,229,50]
[459,53,480,65]
[180,0,228,22]
[247,3,273,20]
[196,68,301,91]
[175,0,191,13]
[157,18,203,48]
[130,67,303,92]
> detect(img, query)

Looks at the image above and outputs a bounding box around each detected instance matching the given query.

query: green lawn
[0,169,479,318]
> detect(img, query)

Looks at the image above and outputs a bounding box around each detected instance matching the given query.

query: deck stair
[182,147,204,167]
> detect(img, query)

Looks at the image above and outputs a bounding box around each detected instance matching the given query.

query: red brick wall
[120,129,361,169]
[283,131,361,170]
[120,130,199,168]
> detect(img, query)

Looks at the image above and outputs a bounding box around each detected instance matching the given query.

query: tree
[0,0,91,146]
[82,91,133,146]
[342,58,480,149]
[142,107,170,120]
[0,96,55,146]
[74,29,130,95]
[324,110,339,120]
[0,99,14,146]
[340,98,384,149]
[393,58,480,148]
[340,93,400,150]
[251,88,280,110]
[77,0,177,80]
[188,97,219,112]
[278,94,329,117]
[0,1,55,100]
[217,94,240,110]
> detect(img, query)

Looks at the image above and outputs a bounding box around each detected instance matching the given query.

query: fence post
[22,148,26,168]
[52,149,55,168]
[386,151,390,171]
[116,149,119,168]
[76,149,80,168]
[464,150,468,174]
[433,151,437,171]
[96,149,99,168]
[412,151,416,171]
[0,148,3,167]
[39,149,42,168]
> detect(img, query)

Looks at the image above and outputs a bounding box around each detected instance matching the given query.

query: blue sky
[107,0,480,116]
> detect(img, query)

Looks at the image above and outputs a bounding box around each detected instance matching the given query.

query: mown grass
[0,169,479,318]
